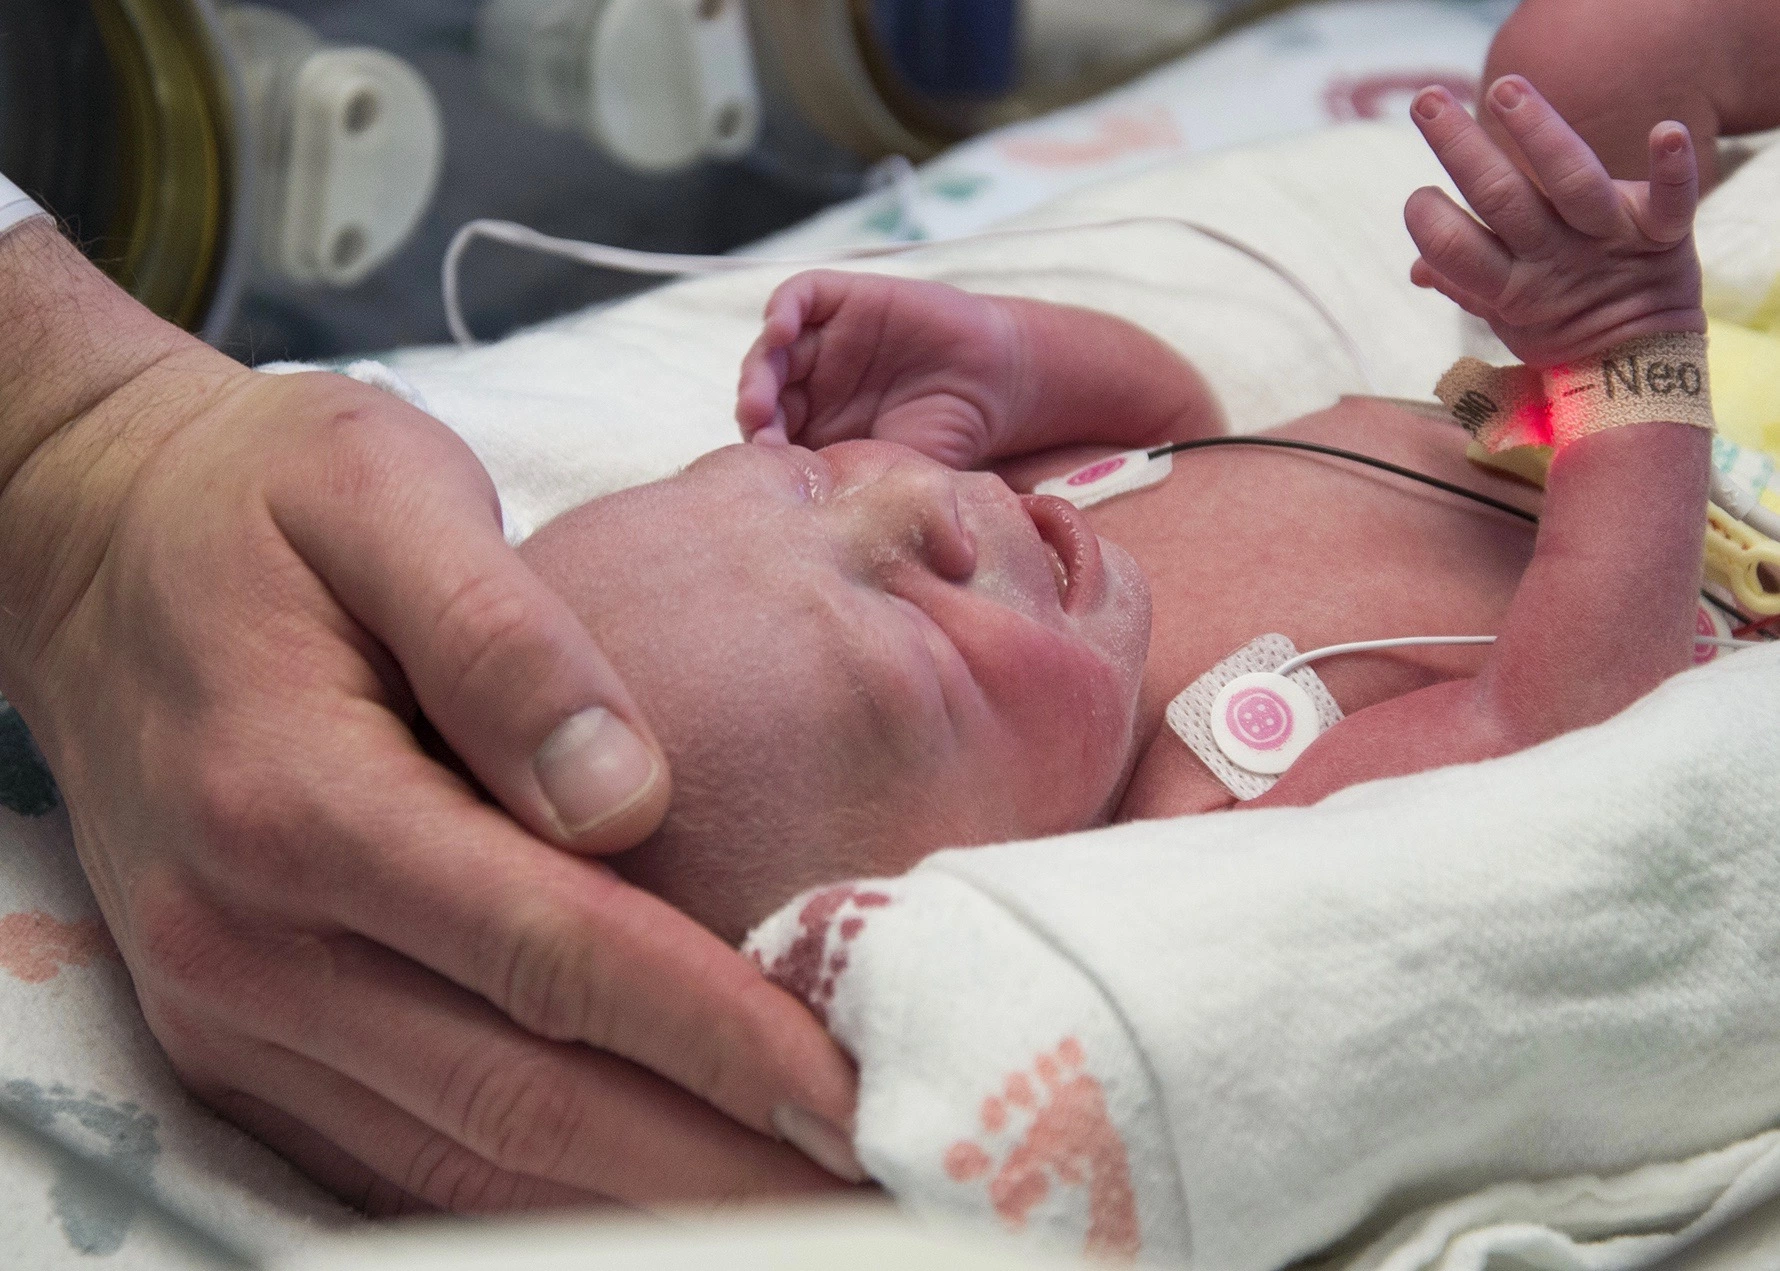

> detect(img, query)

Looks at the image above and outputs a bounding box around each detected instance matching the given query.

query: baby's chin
[1082,536,1153,703]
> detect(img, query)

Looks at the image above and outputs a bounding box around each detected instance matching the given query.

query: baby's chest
[1084,433,1539,816]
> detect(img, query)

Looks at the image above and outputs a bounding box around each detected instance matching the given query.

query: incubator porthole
[331,226,368,271]
[343,89,381,136]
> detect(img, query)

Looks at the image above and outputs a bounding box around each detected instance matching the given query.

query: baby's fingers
[1405,185,1514,303]
[1410,257,1496,322]
[1638,122,1699,245]
[1484,76,1620,238]
[1412,86,1560,256]
[736,334,790,441]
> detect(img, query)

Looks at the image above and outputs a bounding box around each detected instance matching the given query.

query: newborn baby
[519,80,1714,944]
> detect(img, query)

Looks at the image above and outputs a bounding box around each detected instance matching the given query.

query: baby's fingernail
[1493,79,1524,109]
[774,1104,866,1184]
[534,708,660,838]
[1414,90,1443,121]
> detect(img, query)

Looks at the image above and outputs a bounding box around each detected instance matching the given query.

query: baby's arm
[1483,0,1780,186]
[1259,78,1712,807]
[736,271,1224,470]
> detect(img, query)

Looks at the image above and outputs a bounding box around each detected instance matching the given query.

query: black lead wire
[1146,435,1540,524]
[1144,434,1762,629]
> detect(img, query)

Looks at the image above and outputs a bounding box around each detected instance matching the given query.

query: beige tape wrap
[1435,332,1714,452]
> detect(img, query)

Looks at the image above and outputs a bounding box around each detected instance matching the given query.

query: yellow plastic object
[1708,319,1780,501]
[1466,440,1780,617]
[1705,503,1780,616]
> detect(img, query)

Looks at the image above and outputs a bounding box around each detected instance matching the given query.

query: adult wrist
[0,212,240,706]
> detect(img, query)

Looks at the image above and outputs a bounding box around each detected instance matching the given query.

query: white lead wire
[1275,634,1763,678]
[441,215,1380,395]
[1274,636,1499,677]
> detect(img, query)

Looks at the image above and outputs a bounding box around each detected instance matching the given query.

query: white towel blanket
[744,648,1780,1270]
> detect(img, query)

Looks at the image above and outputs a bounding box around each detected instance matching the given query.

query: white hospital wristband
[0,172,49,240]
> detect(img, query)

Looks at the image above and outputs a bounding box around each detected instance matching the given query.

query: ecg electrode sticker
[1034,449,1173,509]
[1167,634,1345,801]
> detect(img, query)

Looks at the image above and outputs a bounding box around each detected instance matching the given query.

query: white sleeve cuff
[0,173,48,240]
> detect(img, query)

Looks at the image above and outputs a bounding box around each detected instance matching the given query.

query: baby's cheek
[967,624,1139,835]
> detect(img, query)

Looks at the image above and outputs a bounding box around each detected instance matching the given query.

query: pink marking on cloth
[1324,71,1478,122]
[997,107,1184,170]
[759,886,892,1024]
[1226,686,1294,751]
[944,1038,1141,1261]
[0,911,117,984]
[946,1142,993,1182]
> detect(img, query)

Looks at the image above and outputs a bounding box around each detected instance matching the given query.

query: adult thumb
[277,410,672,854]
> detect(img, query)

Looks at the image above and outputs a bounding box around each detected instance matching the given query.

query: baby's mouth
[1020,494,1103,613]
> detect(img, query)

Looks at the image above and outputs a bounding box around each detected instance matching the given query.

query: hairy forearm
[0,221,197,489]
[990,298,1225,461]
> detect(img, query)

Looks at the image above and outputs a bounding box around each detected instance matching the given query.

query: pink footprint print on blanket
[944,1037,1141,1261]
[755,884,892,1024]
[0,911,116,984]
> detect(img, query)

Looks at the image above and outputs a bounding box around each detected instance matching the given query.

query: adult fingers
[213,1090,437,1217]
[1638,122,1700,246]
[1412,86,1561,256]
[241,714,862,1177]
[271,394,671,856]
[207,1047,612,1214]
[1483,76,1621,238]
[1404,186,1515,302]
[248,931,853,1203]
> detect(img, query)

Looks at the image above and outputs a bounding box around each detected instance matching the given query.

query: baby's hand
[1406,76,1705,368]
[736,271,1022,469]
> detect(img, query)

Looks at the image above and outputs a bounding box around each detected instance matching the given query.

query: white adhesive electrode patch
[1033,449,1172,509]
[0,173,48,240]
[1167,634,1345,801]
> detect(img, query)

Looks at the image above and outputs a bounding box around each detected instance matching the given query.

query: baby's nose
[857,459,978,582]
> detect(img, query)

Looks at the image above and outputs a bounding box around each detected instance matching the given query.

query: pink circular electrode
[1225,686,1294,751]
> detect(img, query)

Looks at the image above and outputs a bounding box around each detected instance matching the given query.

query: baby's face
[520,439,1150,941]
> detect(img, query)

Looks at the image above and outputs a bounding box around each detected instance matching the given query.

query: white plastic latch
[224,5,445,288]
[477,0,762,173]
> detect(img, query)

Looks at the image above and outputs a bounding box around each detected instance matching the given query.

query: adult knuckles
[185,727,330,898]
[440,1046,592,1180]
[495,906,618,1048]
[426,572,566,729]
[129,870,257,1011]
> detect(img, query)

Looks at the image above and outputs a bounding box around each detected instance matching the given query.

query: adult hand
[0,220,860,1213]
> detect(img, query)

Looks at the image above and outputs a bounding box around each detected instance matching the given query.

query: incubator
[3,0,1256,346]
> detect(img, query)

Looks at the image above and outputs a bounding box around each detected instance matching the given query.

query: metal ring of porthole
[96,0,253,340]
